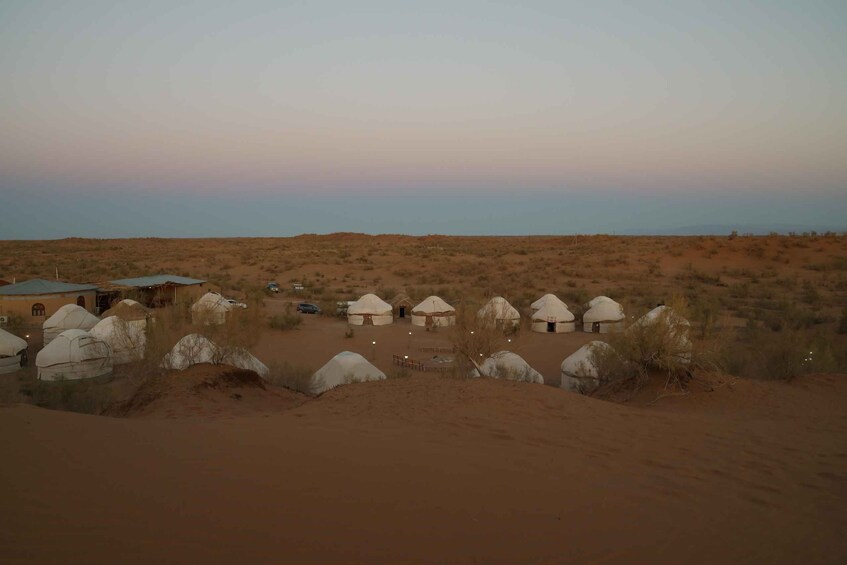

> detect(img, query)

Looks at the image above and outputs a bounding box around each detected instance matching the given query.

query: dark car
[297,303,321,314]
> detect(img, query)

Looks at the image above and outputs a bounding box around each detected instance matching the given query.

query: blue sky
[1,1,845,237]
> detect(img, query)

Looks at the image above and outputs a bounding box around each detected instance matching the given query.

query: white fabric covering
[36,329,112,381]
[560,341,612,393]
[310,351,386,395]
[347,294,393,326]
[583,298,625,333]
[477,297,520,327]
[531,301,576,333]
[161,333,269,377]
[411,295,456,327]
[191,292,233,325]
[531,294,567,313]
[42,304,100,346]
[89,316,146,364]
[0,328,28,375]
[472,351,544,384]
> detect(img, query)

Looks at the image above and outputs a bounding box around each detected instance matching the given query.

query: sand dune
[1,372,845,564]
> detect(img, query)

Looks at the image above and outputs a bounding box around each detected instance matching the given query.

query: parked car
[226,298,248,309]
[297,303,321,314]
[266,282,280,293]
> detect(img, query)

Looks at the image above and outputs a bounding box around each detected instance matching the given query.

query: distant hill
[620,224,846,236]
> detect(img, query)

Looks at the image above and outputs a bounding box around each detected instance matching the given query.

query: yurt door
[592,322,600,333]
[399,307,406,318]
[547,321,555,333]
[426,315,433,328]
[364,314,373,326]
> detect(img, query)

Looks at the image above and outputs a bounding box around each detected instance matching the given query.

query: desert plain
[1,233,846,564]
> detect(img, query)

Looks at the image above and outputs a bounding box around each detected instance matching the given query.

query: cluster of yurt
[36,329,113,381]
[411,296,456,328]
[530,294,575,333]
[42,304,100,346]
[477,297,520,328]
[347,294,393,326]
[191,292,233,325]
[582,296,625,333]
[161,334,269,378]
[0,328,28,375]
[310,351,386,395]
[472,351,544,384]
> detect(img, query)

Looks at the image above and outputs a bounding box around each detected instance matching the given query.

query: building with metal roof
[0,279,98,327]
[97,274,208,310]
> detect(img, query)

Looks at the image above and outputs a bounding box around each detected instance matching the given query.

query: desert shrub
[270,313,302,330]
[344,327,355,338]
[266,362,314,394]
[19,376,114,414]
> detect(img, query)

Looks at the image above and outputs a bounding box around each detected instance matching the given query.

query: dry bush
[266,361,315,394]
[448,305,512,376]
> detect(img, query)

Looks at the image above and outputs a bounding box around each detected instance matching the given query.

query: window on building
[32,303,45,316]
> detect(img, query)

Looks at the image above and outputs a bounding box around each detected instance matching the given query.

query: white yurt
[531,294,567,314]
[531,301,576,333]
[477,297,520,328]
[161,334,269,377]
[191,292,233,325]
[36,329,112,381]
[347,294,393,326]
[631,306,692,364]
[472,351,544,384]
[310,351,386,395]
[561,341,613,393]
[587,296,616,308]
[42,304,100,346]
[102,298,149,322]
[0,328,28,375]
[583,297,625,333]
[411,296,456,328]
[89,316,146,365]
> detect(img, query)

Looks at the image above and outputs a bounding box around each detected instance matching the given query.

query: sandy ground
[1,370,846,564]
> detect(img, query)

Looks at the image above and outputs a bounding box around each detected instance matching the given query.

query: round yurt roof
[191,292,233,313]
[475,351,544,384]
[531,301,575,322]
[583,299,625,324]
[531,294,567,311]
[0,328,27,357]
[89,316,145,349]
[102,299,149,321]
[312,351,386,394]
[561,341,612,378]
[161,334,217,370]
[348,294,392,316]
[587,296,616,308]
[636,305,690,327]
[478,297,520,320]
[42,304,99,331]
[412,296,455,315]
[36,329,111,367]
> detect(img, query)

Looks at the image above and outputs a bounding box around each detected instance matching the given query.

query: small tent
[411,296,456,328]
[42,304,100,346]
[630,306,692,364]
[161,334,269,377]
[191,292,233,325]
[389,293,416,319]
[531,301,576,333]
[347,294,393,326]
[36,329,112,381]
[477,297,520,328]
[310,351,386,395]
[583,297,625,333]
[472,351,544,384]
[102,299,149,322]
[531,294,567,314]
[89,316,146,364]
[0,328,28,375]
[561,341,613,393]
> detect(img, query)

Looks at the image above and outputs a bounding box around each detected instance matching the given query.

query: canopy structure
[631,306,692,364]
[531,301,576,333]
[0,328,28,375]
[561,341,613,393]
[36,329,112,381]
[583,297,625,333]
[101,299,149,322]
[161,334,269,377]
[472,351,544,384]
[191,292,233,325]
[531,294,567,313]
[42,304,100,346]
[310,351,386,395]
[411,296,456,328]
[89,316,146,365]
[477,297,520,328]
[347,294,393,326]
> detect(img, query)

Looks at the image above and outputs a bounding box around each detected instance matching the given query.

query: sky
[1,0,845,238]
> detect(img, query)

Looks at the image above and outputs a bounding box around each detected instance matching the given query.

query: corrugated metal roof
[109,274,205,288]
[0,278,98,296]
